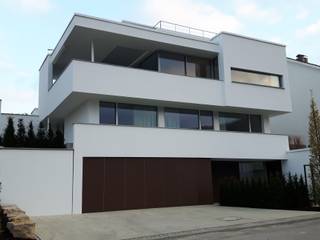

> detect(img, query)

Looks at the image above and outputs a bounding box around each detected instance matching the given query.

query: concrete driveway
[32,205,320,240]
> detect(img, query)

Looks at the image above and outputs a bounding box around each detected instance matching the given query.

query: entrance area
[211,160,282,202]
[82,157,213,213]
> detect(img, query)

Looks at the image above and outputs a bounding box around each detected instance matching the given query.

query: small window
[118,104,157,127]
[165,108,199,129]
[200,111,214,130]
[100,102,116,124]
[231,68,282,88]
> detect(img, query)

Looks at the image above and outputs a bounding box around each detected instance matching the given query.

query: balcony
[44,60,224,119]
[73,124,289,160]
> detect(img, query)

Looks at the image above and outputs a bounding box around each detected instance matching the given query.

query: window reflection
[165,108,199,129]
[231,68,282,88]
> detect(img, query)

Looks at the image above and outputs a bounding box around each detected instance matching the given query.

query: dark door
[82,158,105,213]
[211,161,240,202]
[82,157,213,213]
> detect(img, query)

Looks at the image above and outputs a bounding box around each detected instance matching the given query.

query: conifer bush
[220,174,310,210]
[2,117,16,147]
[16,119,26,147]
[0,119,65,148]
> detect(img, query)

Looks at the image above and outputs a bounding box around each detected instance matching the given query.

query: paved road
[172,218,320,240]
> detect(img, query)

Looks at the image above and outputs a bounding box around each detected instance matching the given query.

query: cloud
[235,1,281,24]
[296,8,309,20]
[296,20,320,37]
[1,0,52,13]
[142,0,242,33]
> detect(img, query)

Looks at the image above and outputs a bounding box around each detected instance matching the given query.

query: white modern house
[36,14,291,214]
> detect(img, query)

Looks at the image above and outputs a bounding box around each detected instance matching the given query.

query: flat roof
[213,31,286,47]
[40,13,219,70]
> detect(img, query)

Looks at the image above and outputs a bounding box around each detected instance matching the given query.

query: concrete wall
[282,148,310,177]
[271,60,320,146]
[0,149,73,216]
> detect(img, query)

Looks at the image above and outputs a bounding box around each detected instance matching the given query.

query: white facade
[0,149,73,216]
[271,59,320,146]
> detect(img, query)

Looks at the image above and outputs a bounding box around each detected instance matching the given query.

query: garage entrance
[82,158,213,213]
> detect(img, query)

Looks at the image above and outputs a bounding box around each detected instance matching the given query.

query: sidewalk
[32,205,320,240]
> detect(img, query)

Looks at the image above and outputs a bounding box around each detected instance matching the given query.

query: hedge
[220,174,310,210]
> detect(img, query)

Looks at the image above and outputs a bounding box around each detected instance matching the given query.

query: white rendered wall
[64,100,99,143]
[71,123,289,213]
[212,32,292,113]
[271,60,320,146]
[0,149,73,216]
[283,148,310,177]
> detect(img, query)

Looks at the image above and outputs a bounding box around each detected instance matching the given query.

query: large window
[219,112,262,133]
[118,104,157,127]
[138,53,158,71]
[186,56,212,78]
[200,111,214,130]
[100,102,116,124]
[231,68,282,88]
[165,108,199,129]
[156,51,219,79]
[159,52,185,76]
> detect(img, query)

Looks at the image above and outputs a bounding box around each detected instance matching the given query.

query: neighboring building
[270,56,320,182]
[271,55,320,148]
[0,99,39,135]
[38,14,292,213]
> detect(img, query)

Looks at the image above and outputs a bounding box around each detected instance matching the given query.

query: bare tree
[309,95,320,205]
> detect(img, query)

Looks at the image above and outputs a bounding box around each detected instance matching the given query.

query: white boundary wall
[283,148,310,177]
[0,148,73,216]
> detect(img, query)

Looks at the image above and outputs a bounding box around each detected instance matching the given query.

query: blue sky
[1,0,320,113]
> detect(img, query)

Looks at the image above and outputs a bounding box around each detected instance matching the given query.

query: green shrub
[220,174,310,210]
[2,117,16,147]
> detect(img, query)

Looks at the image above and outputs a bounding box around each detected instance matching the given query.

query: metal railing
[154,20,217,39]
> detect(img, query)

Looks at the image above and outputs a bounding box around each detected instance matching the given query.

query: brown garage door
[82,158,213,213]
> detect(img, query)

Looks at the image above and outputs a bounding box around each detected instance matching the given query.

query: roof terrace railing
[153,20,217,39]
